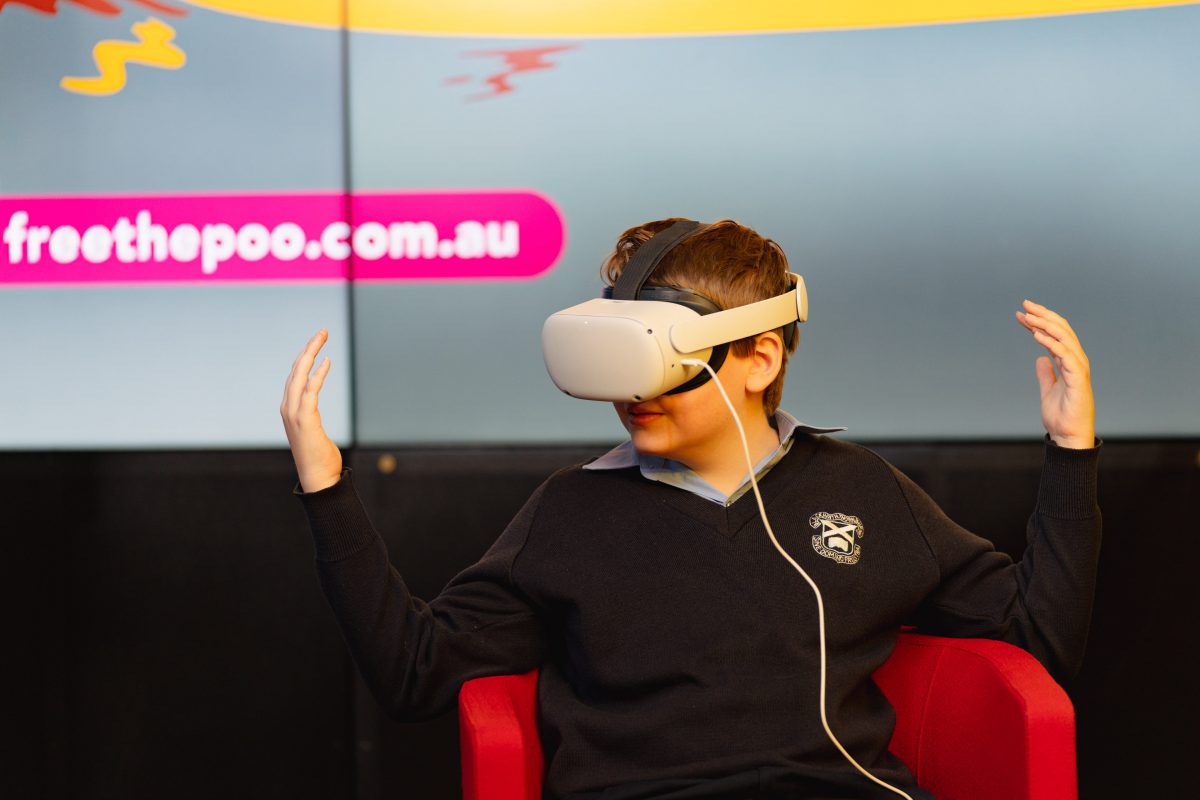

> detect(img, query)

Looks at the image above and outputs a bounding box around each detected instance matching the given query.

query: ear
[744,331,784,395]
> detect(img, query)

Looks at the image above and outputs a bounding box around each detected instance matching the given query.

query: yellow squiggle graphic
[60,17,186,96]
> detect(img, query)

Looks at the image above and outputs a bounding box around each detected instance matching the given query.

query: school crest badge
[810,512,864,565]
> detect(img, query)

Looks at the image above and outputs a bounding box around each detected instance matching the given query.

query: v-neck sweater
[294,433,1101,799]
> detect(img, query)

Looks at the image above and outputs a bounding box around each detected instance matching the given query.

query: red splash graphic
[0,0,185,16]
[451,45,576,101]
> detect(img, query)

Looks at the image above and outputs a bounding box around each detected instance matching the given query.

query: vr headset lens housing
[542,220,807,402]
[542,299,720,401]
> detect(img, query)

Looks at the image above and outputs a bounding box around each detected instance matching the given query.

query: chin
[629,430,679,460]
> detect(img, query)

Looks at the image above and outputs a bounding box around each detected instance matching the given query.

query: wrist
[1049,434,1095,450]
[300,470,343,494]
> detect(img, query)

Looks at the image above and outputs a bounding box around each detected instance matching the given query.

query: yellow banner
[183,0,1199,35]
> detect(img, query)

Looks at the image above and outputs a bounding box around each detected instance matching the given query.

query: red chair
[459,632,1076,800]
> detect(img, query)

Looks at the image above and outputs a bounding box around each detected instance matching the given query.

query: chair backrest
[459,632,1076,800]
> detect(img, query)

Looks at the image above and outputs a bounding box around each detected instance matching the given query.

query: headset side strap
[669,276,807,353]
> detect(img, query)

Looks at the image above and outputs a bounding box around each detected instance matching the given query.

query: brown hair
[600,218,798,416]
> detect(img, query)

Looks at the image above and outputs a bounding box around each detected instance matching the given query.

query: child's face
[611,348,762,467]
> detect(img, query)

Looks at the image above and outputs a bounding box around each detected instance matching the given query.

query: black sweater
[294,433,1101,799]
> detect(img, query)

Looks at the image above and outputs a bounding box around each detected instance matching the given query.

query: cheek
[698,394,736,431]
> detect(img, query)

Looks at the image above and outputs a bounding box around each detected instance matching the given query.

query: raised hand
[280,328,344,492]
[1015,300,1096,449]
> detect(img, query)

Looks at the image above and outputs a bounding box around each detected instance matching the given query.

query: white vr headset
[542,220,808,402]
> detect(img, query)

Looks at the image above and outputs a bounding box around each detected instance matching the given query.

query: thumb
[1035,355,1057,398]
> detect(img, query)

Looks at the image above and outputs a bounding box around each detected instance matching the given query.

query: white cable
[680,358,914,800]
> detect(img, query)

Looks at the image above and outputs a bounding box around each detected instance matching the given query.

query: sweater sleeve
[897,436,1102,683]
[293,467,550,721]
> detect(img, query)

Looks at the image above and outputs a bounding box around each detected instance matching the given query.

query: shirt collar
[583,410,844,472]
[584,410,845,506]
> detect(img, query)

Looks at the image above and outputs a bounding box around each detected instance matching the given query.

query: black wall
[5,439,1196,799]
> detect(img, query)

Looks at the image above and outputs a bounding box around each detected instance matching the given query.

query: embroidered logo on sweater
[810,512,864,565]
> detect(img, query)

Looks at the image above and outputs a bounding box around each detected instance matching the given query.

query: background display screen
[3,2,1197,448]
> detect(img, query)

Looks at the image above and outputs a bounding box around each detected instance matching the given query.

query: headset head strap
[611,220,708,301]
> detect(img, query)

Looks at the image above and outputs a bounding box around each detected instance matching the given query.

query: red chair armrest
[873,633,1076,800]
[459,670,543,800]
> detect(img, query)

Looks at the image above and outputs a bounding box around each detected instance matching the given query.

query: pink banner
[0,189,566,286]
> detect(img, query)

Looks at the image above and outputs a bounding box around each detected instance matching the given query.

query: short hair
[600,218,799,416]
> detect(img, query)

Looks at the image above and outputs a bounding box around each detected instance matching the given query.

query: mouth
[626,403,664,426]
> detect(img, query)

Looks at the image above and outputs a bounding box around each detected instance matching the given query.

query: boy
[281,218,1100,800]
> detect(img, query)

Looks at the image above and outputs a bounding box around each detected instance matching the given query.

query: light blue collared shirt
[583,409,845,507]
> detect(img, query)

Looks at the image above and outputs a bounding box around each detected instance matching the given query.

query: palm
[1016,300,1095,449]
[281,329,344,492]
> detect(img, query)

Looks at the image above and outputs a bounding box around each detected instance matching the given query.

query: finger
[1020,312,1075,348]
[1014,310,1045,335]
[1022,299,1077,339]
[301,356,332,410]
[1020,311,1089,370]
[1016,308,1070,339]
[1031,329,1086,380]
[1031,327,1068,359]
[284,333,320,413]
[286,328,323,377]
[285,329,328,414]
[1035,355,1057,397]
[285,331,318,389]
